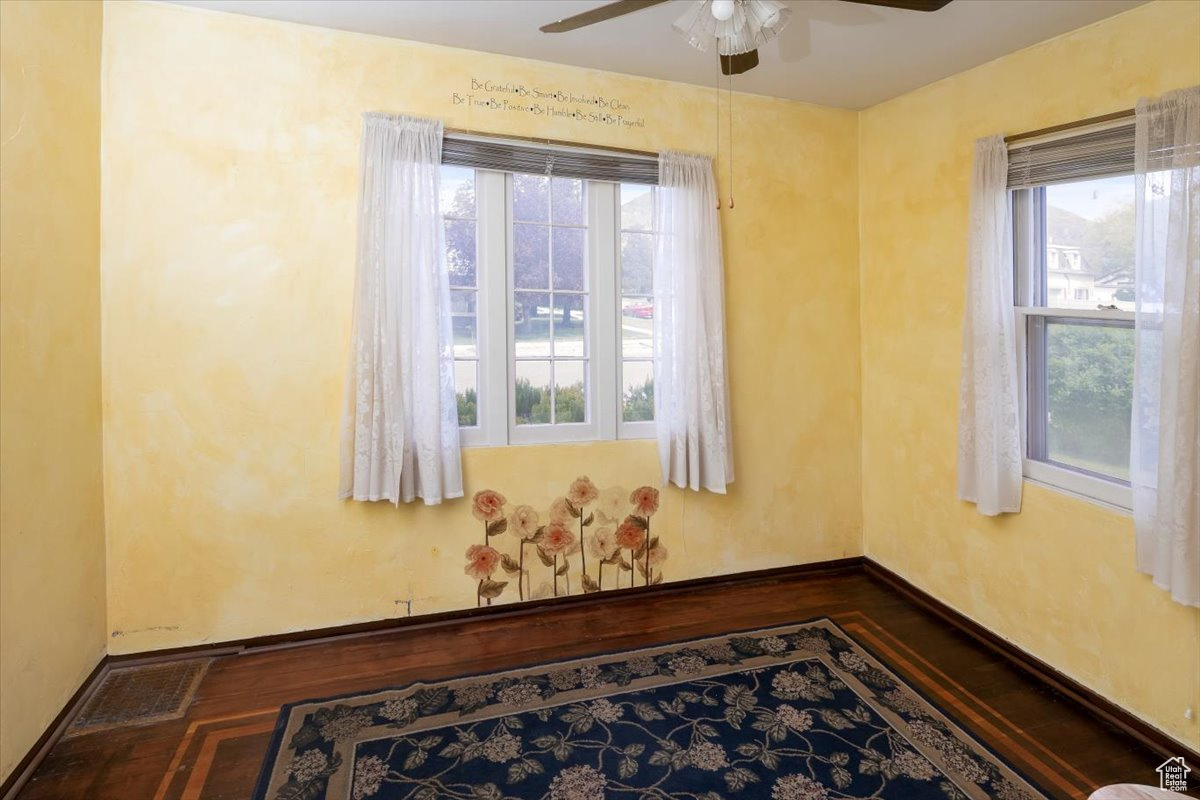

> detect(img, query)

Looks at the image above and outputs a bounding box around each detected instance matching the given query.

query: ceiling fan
[540,0,955,75]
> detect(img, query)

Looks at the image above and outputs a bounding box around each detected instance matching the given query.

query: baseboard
[0,657,109,800]
[1,556,864,797]
[8,556,1193,798]
[862,558,1200,768]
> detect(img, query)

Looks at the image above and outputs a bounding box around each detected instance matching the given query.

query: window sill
[1022,459,1132,515]
[459,431,655,449]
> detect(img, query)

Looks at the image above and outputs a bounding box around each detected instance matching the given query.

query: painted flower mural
[469,491,509,607]
[463,479,668,603]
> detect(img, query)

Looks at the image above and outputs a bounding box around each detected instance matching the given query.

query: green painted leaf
[487,518,508,536]
[500,554,521,574]
[536,547,555,567]
[582,512,594,526]
[479,579,508,599]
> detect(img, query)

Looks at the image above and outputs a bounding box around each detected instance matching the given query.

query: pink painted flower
[471,489,507,522]
[567,476,599,507]
[648,541,669,566]
[464,544,501,580]
[630,486,659,517]
[541,522,575,556]
[509,505,539,539]
[548,496,574,523]
[615,518,645,551]
[595,486,629,523]
[588,527,618,560]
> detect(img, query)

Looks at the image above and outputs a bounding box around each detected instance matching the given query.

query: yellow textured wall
[859,0,1200,748]
[0,0,107,782]
[99,1,863,655]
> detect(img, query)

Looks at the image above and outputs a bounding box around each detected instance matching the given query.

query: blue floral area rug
[253,619,1048,800]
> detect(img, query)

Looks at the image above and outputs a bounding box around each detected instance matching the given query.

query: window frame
[1011,183,1134,511]
[450,167,655,447]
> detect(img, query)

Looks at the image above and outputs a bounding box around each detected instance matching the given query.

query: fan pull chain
[728,71,735,209]
[714,51,721,211]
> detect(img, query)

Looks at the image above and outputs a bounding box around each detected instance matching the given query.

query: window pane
[445,219,476,288]
[451,290,477,358]
[552,227,586,291]
[454,360,478,427]
[514,291,551,357]
[514,223,549,289]
[440,166,475,218]
[1044,175,1135,311]
[514,360,551,425]
[1045,321,1133,481]
[621,232,653,295]
[552,295,586,357]
[554,360,586,424]
[620,299,653,358]
[620,183,653,231]
[513,173,549,223]
[551,177,584,226]
[622,361,654,422]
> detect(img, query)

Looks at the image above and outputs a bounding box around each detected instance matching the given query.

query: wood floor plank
[14,572,1188,799]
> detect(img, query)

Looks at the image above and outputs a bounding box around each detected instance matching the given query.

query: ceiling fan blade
[838,0,953,10]
[720,49,759,76]
[540,0,671,33]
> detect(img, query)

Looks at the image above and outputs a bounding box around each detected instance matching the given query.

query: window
[441,164,655,446]
[1012,168,1135,508]
[441,166,479,428]
[619,183,655,437]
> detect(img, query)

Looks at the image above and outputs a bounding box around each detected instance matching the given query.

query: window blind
[1007,121,1135,188]
[442,134,659,185]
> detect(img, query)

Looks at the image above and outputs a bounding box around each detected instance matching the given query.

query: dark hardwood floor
[14,569,1186,799]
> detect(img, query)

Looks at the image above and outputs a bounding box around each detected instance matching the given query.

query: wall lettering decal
[452,79,647,129]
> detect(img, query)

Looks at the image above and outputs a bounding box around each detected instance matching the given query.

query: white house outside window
[1012,165,1136,509]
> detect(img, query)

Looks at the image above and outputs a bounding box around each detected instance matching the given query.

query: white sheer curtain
[1132,86,1199,607]
[653,151,733,493]
[957,135,1023,516]
[339,112,463,506]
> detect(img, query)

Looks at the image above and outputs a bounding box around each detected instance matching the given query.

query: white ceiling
[163,0,1146,109]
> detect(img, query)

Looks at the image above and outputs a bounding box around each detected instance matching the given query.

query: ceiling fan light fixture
[673,0,792,56]
[710,0,736,20]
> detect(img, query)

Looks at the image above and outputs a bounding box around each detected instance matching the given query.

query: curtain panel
[339,112,463,506]
[1132,86,1200,607]
[957,135,1023,516]
[653,151,734,494]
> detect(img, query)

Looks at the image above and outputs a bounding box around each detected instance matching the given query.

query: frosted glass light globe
[711,0,736,21]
